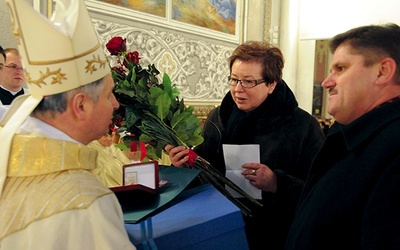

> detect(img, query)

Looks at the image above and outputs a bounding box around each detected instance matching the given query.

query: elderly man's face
[98,134,113,147]
[85,74,120,143]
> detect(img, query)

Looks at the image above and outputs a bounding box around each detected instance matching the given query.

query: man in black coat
[286,23,400,249]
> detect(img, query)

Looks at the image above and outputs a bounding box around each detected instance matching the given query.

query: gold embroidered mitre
[0,0,109,198]
[6,0,109,96]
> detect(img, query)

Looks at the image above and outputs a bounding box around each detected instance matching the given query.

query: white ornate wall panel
[93,19,233,103]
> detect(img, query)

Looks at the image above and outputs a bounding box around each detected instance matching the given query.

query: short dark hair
[229,41,284,85]
[0,46,5,61]
[329,23,400,82]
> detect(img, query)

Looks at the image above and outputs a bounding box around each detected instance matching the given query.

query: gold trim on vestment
[1,135,112,241]
[8,135,97,176]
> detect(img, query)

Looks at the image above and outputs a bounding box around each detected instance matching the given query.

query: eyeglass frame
[5,64,24,71]
[228,76,270,89]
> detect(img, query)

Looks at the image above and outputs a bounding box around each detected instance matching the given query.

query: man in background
[0,48,29,105]
[286,23,400,249]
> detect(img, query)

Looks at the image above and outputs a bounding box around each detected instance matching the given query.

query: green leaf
[162,73,172,96]
[124,105,142,128]
[155,92,171,119]
[171,109,190,129]
[149,87,164,105]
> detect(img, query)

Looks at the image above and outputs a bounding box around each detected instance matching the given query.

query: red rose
[187,149,198,167]
[106,36,126,55]
[125,51,141,64]
[112,66,126,76]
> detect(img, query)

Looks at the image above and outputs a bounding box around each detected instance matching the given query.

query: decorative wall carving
[92,19,233,103]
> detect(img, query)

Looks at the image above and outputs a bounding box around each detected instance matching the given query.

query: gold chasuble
[88,140,132,188]
[0,135,112,242]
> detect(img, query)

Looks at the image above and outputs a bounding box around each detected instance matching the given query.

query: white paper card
[222,144,262,199]
[123,162,156,189]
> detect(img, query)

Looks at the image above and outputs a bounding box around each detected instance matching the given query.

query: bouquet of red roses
[106,36,204,160]
[106,37,262,216]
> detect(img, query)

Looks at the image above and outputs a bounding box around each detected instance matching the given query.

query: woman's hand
[242,163,277,193]
[164,145,190,167]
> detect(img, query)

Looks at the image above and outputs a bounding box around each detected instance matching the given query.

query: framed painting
[171,0,236,35]
[98,0,166,18]
[86,0,242,43]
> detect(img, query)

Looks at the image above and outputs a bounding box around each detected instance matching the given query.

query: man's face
[321,44,381,125]
[2,51,25,92]
[98,134,113,147]
[87,74,119,142]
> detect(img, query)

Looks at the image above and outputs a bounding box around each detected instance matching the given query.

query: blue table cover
[125,184,249,250]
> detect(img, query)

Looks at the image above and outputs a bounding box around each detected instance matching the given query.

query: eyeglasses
[5,65,24,71]
[228,76,268,89]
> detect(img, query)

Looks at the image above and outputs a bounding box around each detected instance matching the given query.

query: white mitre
[0,0,110,198]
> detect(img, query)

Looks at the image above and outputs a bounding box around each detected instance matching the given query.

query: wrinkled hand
[165,145,189,167]
[242,163,277,193]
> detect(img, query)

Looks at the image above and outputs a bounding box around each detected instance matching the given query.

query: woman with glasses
[166,41,324,250]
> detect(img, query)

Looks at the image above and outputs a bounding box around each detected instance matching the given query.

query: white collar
[17,116,81,144]
[0,85,23,95]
